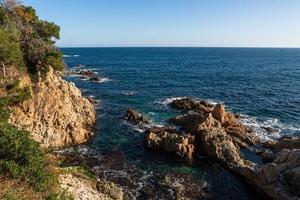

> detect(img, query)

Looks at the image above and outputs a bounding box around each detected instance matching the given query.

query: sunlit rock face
[9,67,96,148]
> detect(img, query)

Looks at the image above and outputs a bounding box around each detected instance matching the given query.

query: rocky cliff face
[9,68,96,148]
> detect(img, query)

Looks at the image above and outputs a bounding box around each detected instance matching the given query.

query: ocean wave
[155,96,219,107]
[240,115,300,141]
[63,54,80,58]
[92,77,113,83]
[155,96,188,106]
[123,119,164,134]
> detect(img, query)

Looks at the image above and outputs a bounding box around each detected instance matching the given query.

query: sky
[22,0,300,47]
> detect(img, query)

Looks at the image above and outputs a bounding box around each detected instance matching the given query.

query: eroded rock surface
[145,97,300,200]
[145,126,195,160]
[9,68,96,148]
[125,108,149,125]
[59,173,123,200]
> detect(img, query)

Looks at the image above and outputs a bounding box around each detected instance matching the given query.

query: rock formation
[145,126,195,160]
[9,68,96,148]
[169,98,214,113]
[145,97,300,200]
[59,173,123,200]
[124,108,149,125]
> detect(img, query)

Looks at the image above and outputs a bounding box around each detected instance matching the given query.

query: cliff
[8,68,96,149]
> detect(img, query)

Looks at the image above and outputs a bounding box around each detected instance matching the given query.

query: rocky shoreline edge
[125,98,300,200]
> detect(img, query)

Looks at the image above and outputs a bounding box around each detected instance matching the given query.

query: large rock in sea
[125,108,150,125]
[145,126,196,160]
[169,97,213,113]
[9,67,96,149]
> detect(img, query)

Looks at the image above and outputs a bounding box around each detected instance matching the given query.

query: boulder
[145,126,195,160]
[169,98,198,110]
[125,108,149,125]
[256,149,300,199]
[97,181,124,200]
[59,173,115,200]
[90,76,102,82]
[212,103,226,123]
[269,137,300,152]
[169,98,213,113]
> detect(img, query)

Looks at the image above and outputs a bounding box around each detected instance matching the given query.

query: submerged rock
[145,126,196,160]
[125,108,150,125]
[9,67,96,149]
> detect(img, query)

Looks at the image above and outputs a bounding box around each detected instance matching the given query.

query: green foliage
[61,165,96,180]
[46,191,74,200]
[0,82,56,192]
[0,28,23,67]
[44,51,64,71]
[36,20,60,43]
[2,192,23,200]
[0,1,64,80]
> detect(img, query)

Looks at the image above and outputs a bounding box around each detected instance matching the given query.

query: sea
[61,47,300,200]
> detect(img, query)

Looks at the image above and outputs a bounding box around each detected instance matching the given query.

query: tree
[0,28,23,77]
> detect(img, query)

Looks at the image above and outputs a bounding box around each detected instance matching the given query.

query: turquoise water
[62,47,300,199]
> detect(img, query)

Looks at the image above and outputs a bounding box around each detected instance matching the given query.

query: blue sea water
[62,47,300,200]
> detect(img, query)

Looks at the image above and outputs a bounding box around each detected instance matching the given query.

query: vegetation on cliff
[0,0,64,80]
[0,1,75,199]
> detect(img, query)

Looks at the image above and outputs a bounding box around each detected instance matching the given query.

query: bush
[0,123,57,192]
[0,82,55,192]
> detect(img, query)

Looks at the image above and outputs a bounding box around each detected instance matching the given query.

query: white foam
[156,96,188,106]
[92,77,113,83]
[155,96,220,107]
[240,114,300,141]
[63,54,80,58]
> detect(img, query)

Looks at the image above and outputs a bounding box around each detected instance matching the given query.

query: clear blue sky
[23,0,300,47]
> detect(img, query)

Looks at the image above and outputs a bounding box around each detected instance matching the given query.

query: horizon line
[58,46,300,49]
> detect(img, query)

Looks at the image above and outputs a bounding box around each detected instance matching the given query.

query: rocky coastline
[6,65,299,200]
[126,98,300,200]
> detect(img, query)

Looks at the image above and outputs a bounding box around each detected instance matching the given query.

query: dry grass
[0,175,43,200]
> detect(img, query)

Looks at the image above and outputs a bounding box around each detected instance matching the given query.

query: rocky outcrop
[169,98,214,113]
[9,68,96,148]
[253,149,300,200]
[59,173,123,200]
[148,97,300,200]
[145,126,195,160]
[125,108,149,125]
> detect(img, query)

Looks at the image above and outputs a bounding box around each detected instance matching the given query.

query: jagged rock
[256,149,300,199]
[9,67,96,149]
[145,126,195,160]
[97,181,124,200]
[59,173,115,200]
[169,98,198,110]
[169,98,213,113]
[90,76,102,82]
[138,172,209,200]
[269,137,300,152]
[257,149,274,163]
[125,108,149,124]
[212,103,226,123]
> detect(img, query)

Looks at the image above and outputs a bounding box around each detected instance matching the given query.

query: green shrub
[0,123,57,192]
[0,82,55,192]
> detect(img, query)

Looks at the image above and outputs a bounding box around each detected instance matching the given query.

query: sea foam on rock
[143,97,300,200]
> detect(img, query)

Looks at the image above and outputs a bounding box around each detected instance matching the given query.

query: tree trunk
[1,61,6,77]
